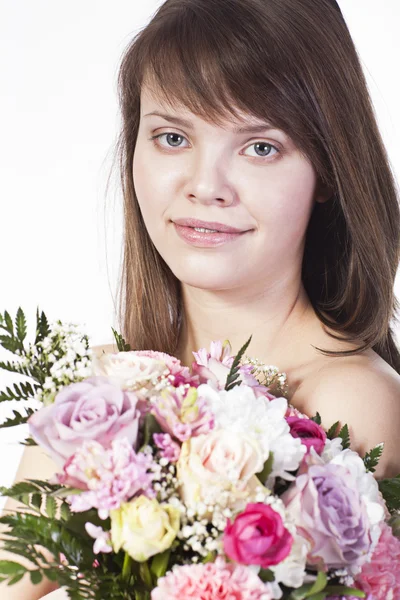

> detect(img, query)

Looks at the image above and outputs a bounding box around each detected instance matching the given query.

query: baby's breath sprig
[0,307,93,429]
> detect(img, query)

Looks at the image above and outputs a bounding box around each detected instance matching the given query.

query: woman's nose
[183,157,237,207]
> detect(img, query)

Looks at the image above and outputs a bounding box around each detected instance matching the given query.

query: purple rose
[28,376,140,466]
[282,463,371,569]
[286,417,327,454]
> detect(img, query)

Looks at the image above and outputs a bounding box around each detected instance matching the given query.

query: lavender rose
[282,463,371,569]
[28,376,141,466]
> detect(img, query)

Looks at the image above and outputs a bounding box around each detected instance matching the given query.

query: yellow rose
[110,496,180,562]
[177,429,266,515]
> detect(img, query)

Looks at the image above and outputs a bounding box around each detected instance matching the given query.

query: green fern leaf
[338,423,350,449]
[326,420,340,439]
[379,475,400,513]
[0,359,32,377]
[0,408,34,428]
[15,307,27,344]
[0,335,18,353]
[310,412,322,425]
[111,327,131,352]
[4,311,14,336]
[363,443,384,473]
[35,308,51,344]
[225,335,253,391]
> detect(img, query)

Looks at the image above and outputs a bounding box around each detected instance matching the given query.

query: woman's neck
[175,280,317,373]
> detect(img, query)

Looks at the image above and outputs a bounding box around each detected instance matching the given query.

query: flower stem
[122,552,132,582]
[139,561,153,589]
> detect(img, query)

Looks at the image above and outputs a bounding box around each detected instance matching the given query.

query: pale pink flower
[133,350,200,388]
[285,405,309,419]
[192,340,276,400]
[57,438,156,518]
[85,522,112,554]
[151,385,214,442]
[153,432,181,462]
[151,556,275,600]
[354,522,400,599]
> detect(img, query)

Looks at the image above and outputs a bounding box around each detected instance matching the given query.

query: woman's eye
[150,132,189,148]
[242,141,279,159]
[149,132,280,159]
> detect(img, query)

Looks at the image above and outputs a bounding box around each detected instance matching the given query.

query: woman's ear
[314,180,334,204]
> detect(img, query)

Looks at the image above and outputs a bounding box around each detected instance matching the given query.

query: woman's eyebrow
[144,110,278,134]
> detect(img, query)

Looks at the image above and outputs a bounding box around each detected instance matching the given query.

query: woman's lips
[173,223,249,247]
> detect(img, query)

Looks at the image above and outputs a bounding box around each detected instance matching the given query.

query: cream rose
[176,429,265,513]
[92,351,168,391]
[110,496,180,562]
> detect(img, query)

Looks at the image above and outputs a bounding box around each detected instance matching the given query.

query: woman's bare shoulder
[291,349,400,477]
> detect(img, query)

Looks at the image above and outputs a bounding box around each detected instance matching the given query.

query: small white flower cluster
[23,320,92,404]
[176,503,224,559]
[328,568,355,587]
[152,453,179,503]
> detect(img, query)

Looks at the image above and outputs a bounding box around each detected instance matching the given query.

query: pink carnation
[57,438,156,518]
[151,556,274,600]
[354,522,400,599]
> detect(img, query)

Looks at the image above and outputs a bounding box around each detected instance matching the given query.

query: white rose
[177,429,265,513]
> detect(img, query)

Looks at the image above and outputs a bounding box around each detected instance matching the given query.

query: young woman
[2,0,400,598]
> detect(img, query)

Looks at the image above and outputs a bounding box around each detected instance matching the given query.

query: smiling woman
[114,0,400,479]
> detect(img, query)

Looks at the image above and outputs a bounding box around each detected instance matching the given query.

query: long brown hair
[113,0,400,373]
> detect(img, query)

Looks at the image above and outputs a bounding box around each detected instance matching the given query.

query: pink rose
[28,376,140,466]
[223,503,293,568]
[286,417,327,454]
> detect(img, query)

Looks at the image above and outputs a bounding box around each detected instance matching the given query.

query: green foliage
[111,327,131,352]
[34,307,51,344]
[225,335,253,391]
[0,307,48,425]
[363,443,384,473]
[326,420,340,439]
[286,571,365,599]
[310,412,322,425]
[140,414,162,451]
[256,452,274,485]
[325,421,350,449]
[0,407,35,428]
[338,424,350,449]
[379,475,400,513]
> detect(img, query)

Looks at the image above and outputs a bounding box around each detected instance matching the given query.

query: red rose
[286,416,327,454]
[223,503,293,568]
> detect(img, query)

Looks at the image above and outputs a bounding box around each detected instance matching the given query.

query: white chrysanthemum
[197,384,306,480]
[270,533,309,589]
[320,436,343,462]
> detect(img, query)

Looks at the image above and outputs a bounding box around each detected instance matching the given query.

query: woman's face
[133,84,322,292]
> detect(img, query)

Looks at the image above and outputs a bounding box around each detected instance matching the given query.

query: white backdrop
[1,0,400,500]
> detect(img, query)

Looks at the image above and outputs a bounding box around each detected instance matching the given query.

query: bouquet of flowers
[0,308,400,600]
